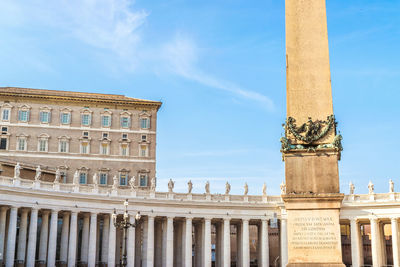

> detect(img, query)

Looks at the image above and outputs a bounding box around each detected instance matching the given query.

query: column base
[287,263,345,267]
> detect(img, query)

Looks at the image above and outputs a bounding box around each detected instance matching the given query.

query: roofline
[0,87,162,110]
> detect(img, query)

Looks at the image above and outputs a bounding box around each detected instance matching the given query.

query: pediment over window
[138,169,150,173]
[40,106,52,111]
[139,110,151,117]
[18,104,31,110]
[80,108,93,114]
[1,103,13,109]
[16,133,29,138]
[60,107,72,113]
[38,133,50,139]
[120,111,132,116]
[58,135,71,140]
[101,109,113,115]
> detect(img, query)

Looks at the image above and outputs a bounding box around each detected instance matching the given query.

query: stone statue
[205,181,210,194]
[54,168,61,183]
[34,165,42,181]
[188,180,193,194]
[244,183,248,196]
[349,181,355,195]
[168,179,175,193]
[262,182,267,196]
[389,179,394,193]
[73,171,79,185]
[14,163,21,178]
[150,177,156,191]
[225,182,231,195]
[112,175,118,190]
[93,173,98,186]
[129,176,137,190]
[280,181,286,194]
[368,181,374,194]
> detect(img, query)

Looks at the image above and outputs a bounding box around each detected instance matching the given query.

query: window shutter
[18,110,22,121]
[67,113,71,124]
[39,112,43,122]
[27,111,30,121]
[120,117,123,127]
[48,112,51,123]
[88,114,91,125]
[128,117,131,127]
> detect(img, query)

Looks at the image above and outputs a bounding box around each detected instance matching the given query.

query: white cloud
[162,35,275,110]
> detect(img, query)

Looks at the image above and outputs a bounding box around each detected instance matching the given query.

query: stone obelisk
[281,0,344,266]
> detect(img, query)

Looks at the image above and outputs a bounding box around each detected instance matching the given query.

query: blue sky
[0,0,399,195]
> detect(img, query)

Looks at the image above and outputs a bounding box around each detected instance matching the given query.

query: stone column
[392,217,400,267]
[60,212,70,264]
[280,218,288,267]
[241,219,250,267]
[26,208,38,267]
[0,206,8,263]
[184,217,193,267]
[101,214,110,263]
[164,217,174,267]
[5,206,18,267]
[108,214,116,266]
[39,210,50,263]
[17,208,28,263]
[194,222,203,267]
[260,219,269,267]
[47,209,59,267]
[146,215,155,267]
[68,211,78,267]
[174,221,182,267]
[350,218,362,267]
[215,222,222,267]
[370,217,381,267]
[236,223,242,267]
[222,218,231,267]
[88,213,97,267]
[127,216,136,267]
[135,222,142,267]
[81,213,90,263]
[204,218,212,267]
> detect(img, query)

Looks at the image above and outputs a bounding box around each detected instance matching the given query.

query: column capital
[223,217,231,222]
[0,206,9,211]
[90,212,98,217]
[242,218,250,223]
[349,217,359,223]
[261,218,269,222]
[391,217,399,222]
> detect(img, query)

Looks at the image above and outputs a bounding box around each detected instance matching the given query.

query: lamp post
[112,199,141,267]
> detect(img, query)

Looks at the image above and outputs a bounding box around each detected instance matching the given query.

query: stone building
[0,87,162,189]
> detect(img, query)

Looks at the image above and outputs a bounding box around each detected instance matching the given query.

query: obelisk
[281,0,345,266]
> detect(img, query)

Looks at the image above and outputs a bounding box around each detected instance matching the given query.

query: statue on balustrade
[225,182,231,195]
[390,179,394,193]
[34,165,42,181]
[93,173,98,188]
[54,168,61,184]
[263,183,267,196]
[73,171,79,185]
[244,182,248,195]
[150,177,156,192]
[14,162,21,178]
[168,179,175,193]
[368,181,374,194]
[349,181,355,195]
[112,175,118,190]
[280,181,286,195]
[205,181,210,194]
[129,176,137,190]
[188,180,193,194]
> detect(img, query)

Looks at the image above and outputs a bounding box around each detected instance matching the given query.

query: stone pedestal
[283,194,345,267]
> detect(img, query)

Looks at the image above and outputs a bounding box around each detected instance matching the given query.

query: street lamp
[112,199,141,267]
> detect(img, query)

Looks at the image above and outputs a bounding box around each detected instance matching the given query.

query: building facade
[0,87,162,189]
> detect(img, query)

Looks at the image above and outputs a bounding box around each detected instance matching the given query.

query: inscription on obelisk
[281,0,345,266]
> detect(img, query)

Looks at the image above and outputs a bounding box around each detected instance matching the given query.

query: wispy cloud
[162,35,275,110]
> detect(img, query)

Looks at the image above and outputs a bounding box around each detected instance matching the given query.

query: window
[101,143,109,155]
[121,144,128,156]
[100,173,108,185]
[122,133,128,140]
[101,115,111,127]
[18,110,29,122]
[38,139,48,152]
[120,116,130,128]
[60,171,67,183]
[141,135,147,142]
[102,132,108,139]
[140,145,148,157]
[60,113,71,124]
[79,172,87,184]
[140,118,149,129]
[119,173,127,186]
[2,109,10,121]
[81,114,91,126]
[139,174,148,187]
[17,138,26,151]
[2,127,8,133]
[0,138,7,150]
[81,142,89,154]
[39,111,51,123]
[83,131,89,137]
[59,141,68,152]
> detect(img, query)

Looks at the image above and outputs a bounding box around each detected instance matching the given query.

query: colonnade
[349,217,400,267]
[0,205,279,267]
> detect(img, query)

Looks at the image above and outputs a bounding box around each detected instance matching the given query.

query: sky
[0,0,399,195]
